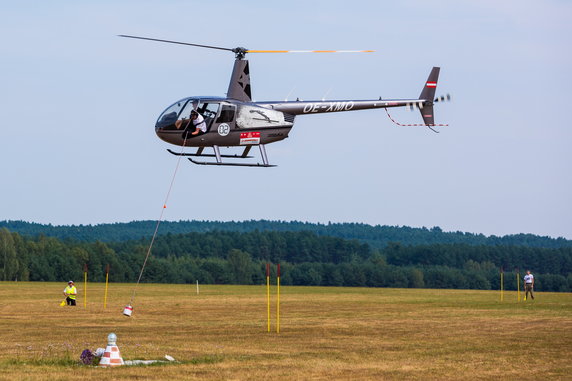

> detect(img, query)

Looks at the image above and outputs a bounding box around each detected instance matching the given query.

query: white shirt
[524,274,534,284]
[193,114,207,132]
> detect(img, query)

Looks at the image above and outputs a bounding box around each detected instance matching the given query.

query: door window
[216,104,236,123]
[199,102,219,131]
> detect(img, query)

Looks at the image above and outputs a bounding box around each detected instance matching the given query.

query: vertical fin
[420,105,435,126]
[419,67,440,101]
[419,67,440,125]
[227,59,252,102]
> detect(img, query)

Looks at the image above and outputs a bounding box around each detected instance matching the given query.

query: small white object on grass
[124,360,156,365]
[123,356,176,366]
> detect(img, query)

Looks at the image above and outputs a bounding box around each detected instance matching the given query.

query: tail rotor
[434,93,451,103]
[406,94,451,111]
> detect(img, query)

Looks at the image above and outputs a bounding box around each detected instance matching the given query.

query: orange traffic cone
[98,333,124,367]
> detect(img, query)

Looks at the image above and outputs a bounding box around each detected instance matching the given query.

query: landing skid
[169,145,276,167]
[167,149,253,159]
[188,158,275,167]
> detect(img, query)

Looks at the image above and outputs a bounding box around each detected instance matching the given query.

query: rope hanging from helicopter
[129,130,190,306]
[384,108,448,134]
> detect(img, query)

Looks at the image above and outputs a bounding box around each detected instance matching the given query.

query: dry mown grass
[0,282,570,380]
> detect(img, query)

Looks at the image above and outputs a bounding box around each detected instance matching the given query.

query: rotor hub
[232,47,248,59]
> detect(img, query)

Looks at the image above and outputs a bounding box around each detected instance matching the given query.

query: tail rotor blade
[434,93,452,103]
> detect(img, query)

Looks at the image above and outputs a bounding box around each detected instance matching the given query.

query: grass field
[0,282,570,380]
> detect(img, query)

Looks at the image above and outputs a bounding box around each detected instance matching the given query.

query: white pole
[196,280,199,295]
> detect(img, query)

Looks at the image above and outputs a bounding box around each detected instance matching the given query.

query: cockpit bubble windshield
[155,98,200,130]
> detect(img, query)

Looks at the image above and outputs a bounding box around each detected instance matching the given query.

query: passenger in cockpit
[181,110,207,139]
[189,110,207,136]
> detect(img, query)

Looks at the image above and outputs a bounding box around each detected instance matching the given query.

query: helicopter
[119,35,449,168]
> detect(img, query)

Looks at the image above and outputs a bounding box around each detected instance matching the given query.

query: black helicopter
[119,35,448,167]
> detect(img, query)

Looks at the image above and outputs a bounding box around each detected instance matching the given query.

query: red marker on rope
[385,109,448,133]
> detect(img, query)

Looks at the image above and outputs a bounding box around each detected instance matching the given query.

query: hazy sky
[1,1,570,238]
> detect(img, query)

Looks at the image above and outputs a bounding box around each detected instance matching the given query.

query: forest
[1,224,571,292]
[1,219,570,248]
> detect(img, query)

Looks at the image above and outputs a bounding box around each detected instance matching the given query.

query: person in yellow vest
[63,280,77,306]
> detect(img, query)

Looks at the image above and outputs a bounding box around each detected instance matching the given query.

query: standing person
[63,280,77,306]
[523,270,534,300]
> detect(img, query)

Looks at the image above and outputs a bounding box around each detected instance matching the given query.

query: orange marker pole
[266,263,270,332]
[276,264,280,334]
[103,264,110,309]
[83,263,88,308]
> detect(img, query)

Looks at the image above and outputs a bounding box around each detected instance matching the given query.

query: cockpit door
[194,102,219,132]
[213,103,237,136]
[216,104,236,124]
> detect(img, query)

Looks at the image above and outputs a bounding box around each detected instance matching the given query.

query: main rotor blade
[118,35,375,56]
[118,35,234,52]
[246,49,375,53]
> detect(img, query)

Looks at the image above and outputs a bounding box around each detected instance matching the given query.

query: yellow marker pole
[103,264,110,309]
[83,264,88,308]
[266,263,270,332]
[276,264,280,334]
[517,270,520,302]
[500,267,504,302]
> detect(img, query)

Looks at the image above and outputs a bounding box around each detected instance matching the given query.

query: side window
[216,105,236,123]
[202,103,220,119]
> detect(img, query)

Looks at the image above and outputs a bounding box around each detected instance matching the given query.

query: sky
[1,0,571,238]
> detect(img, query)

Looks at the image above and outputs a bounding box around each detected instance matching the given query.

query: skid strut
[259,145,269,166]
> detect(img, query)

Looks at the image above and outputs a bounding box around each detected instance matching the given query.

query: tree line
[1,220,570,249]
[1,228,571,292]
